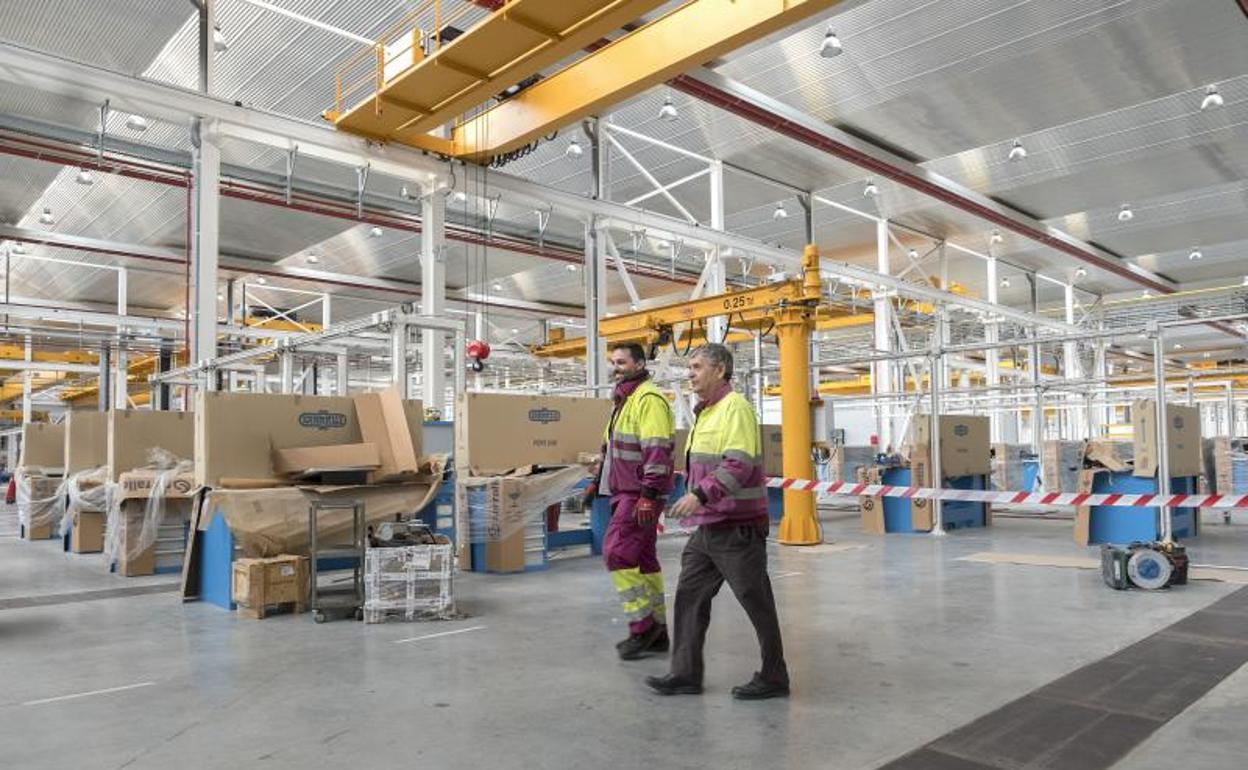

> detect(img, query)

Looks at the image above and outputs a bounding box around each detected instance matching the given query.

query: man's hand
[634,497,661,525]
[669,492,702,519]
[581,483,598,508]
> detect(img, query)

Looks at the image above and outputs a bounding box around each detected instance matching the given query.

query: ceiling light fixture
[39,208,54,225]
[1075,266,1087,279]
[1117,204,1134,223]
[565,137,583,158]
[400,185,410,199]
[658,94,679,122]
[1007,139,1027,162]
[565,263,579,272]
[907,248,918,260]
[256,277,267,285]
[773,201,788,220]
[1188,248,1202,261]
[213,25,229,53]
[990,229,1004,245]
[510,328,519,335]
[1173,342,1183,350]
[305,254,320,264]
[368,226,383,238]
[75,168,94,185]
[492,282,503,292]
[125,114,149,132]
[451,190,467,204]
[217,293,224,301]
[11,244,25,255]
[1141,290,1151,298]
[1200,84,1224,111]
[819,27,843,58]
[1000,277,1011,288]
[862,179,879,197]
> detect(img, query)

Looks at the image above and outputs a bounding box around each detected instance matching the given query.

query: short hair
[610,342,646,364]
[691,343,733,382]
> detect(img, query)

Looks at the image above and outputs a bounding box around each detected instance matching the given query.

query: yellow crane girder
[335,0,846,161]
[327,0,671,148]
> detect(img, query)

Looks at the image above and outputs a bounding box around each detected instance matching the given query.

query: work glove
[634,496,662,525]
[581,483,598,508]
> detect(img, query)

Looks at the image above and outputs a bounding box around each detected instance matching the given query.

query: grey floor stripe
[879,586,1248,769]
[0,582,180,611]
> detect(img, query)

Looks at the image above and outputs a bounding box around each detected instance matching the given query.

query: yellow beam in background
[330,0,671,144]
[447,0,845,160]
[0,344,98,365]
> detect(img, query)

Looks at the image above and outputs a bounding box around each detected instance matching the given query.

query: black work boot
[731,672,790,700]
[618,624,663,660]
[649,626,670,653]
[645,674,703,696]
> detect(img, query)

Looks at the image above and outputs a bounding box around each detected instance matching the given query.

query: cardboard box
[22,521,54,540]
[1072,468,1099,546]
[1042,440,1086,491]
[114,469,200,577]
[455,464,588,572]
[1132,400,1201,478]
[455,393,612,475]
[272,443,381,476]
[907,415,991,477]
[761,424,784,477]
[16,472,62,538]
[354,387,419,479]
[232,555,309,619]
[195,392,423,487]
[64,410,109,475]
[1203,437,1235,493]
[19,422,65,469]
[70,511,105,553]
[109,410,195,480]
[909,452,934,532]
[858,465,885,535]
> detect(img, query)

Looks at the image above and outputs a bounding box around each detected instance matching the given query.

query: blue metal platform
[1086,472,1197,545]
[880,467,988,533]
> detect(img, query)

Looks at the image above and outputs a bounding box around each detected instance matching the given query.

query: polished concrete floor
[1,504,1246,770]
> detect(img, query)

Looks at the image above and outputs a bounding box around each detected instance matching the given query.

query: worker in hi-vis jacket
[584,342,675,660]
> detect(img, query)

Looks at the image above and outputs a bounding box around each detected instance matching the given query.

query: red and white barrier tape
[764,477,1248,510]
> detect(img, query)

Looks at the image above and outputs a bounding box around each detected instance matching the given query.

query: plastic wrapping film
[104,448,193,565]
[58,465,113,537]
[15,467,65,532]
[991,444,1032,492]
[363,544,455,623]
[456,464,589,545]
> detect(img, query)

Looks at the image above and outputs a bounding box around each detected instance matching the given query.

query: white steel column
[1063,283,1083,437]
[585,119,609,387]
[391,321,409,398]
[21,336,32,424]
[190,118,220,381]
[336,352,349,396]
[113,343,128,410]
[706,159,727,343]
[873,218,895,448]
[985,256,1001,442]
[421,186,446,410]
[1092,334,1108,437]
[279,351,294,394]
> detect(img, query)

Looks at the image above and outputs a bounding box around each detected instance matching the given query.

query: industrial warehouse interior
[1,1,1248,768]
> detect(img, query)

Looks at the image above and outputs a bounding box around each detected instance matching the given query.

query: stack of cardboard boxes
[15,421,65,540]
[62,410,109,553]
[860,414,990,534]
[455,393,610,573]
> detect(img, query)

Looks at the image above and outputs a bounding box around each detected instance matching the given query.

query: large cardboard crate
[109,410,195,481]
[19,422,65,470]
[455,393,611,476]
[64,410,109,476]
[907,414,991,477]
[1132,400,1201,478]
[195,391,423,487]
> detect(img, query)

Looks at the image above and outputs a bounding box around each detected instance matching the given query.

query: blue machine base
[880,468,988,533]
[1087,473,1197,545]
[1022,460,1040,492]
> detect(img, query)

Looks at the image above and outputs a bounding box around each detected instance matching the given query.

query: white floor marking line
[23,681,155,706]
[393,625,487,645]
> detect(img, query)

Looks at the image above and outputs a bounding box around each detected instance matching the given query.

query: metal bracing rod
[604,132,699,225]
[624,168,711,208]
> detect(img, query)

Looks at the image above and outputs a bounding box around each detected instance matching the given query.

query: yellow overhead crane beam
[327,0,671,149]
[531,307,873,359]
[330,0,846,161]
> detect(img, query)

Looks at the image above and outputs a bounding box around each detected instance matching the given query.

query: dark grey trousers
[670,523,789,686]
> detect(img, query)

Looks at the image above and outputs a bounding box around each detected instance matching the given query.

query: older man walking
[646,343,789,700]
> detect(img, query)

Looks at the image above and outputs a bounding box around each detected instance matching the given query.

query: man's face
[610,349,645,381]
[688,354,722,397]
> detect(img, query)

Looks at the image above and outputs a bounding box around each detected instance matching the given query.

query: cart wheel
[314,610,326,624]
[354,607,364,621]
[1225,513,1232,525]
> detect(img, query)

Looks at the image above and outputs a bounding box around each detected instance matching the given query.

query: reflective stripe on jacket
[604,379,675,499]
[685,388,767,527]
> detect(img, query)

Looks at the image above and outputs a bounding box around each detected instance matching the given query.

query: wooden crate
[232,555,309,619]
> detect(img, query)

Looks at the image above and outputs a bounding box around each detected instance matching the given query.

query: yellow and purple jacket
[685,382,768,527]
